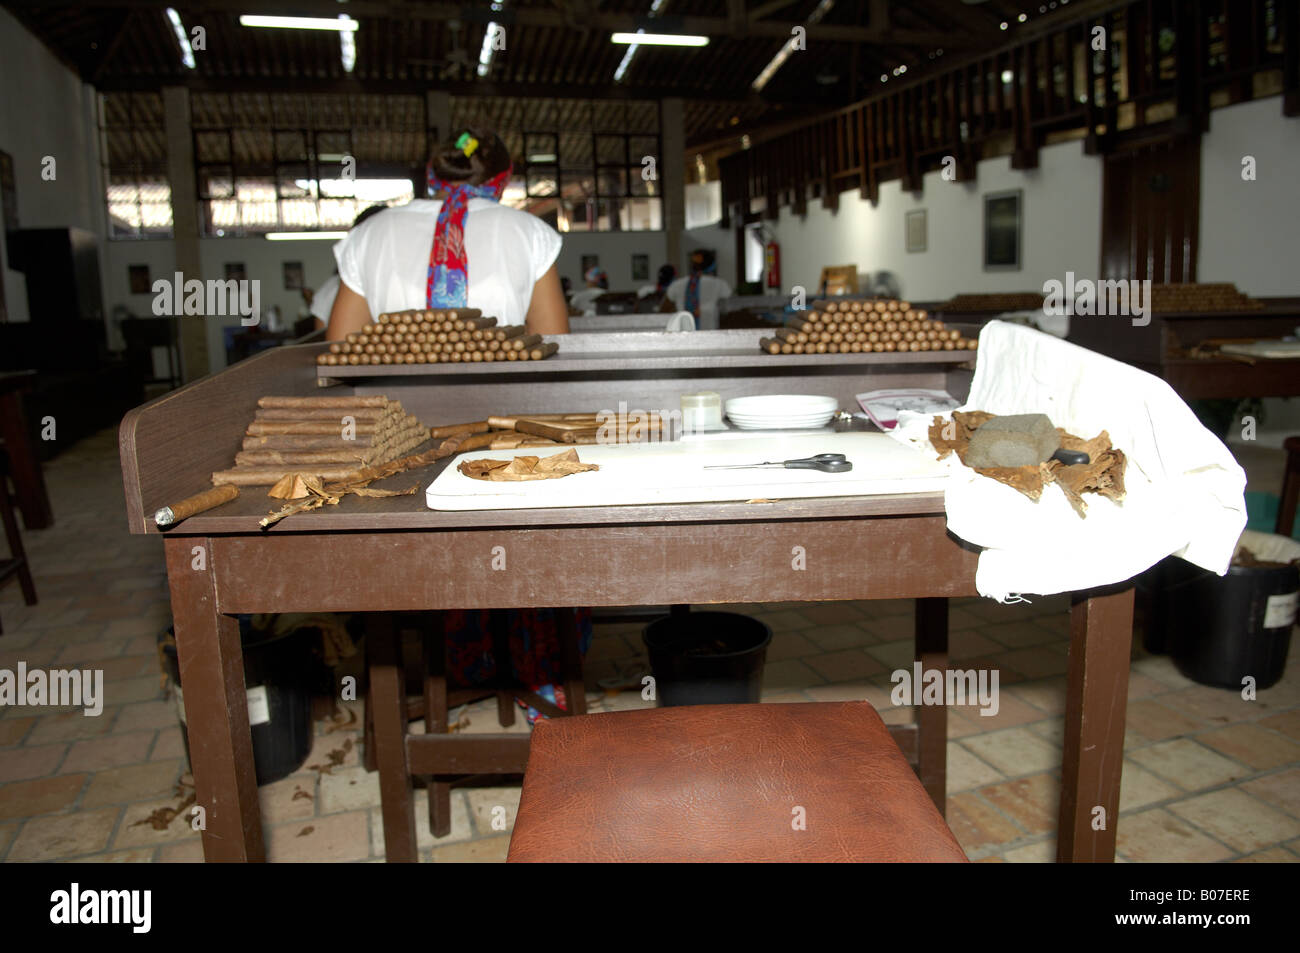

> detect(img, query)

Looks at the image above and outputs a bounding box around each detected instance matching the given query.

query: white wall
[101,236,339,369]
[555,231,667,292]
[0,7,103,324]
[1199,97,1300,296]
[766,140,1103,302]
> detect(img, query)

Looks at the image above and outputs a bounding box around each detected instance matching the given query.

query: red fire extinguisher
[764,241,781,288]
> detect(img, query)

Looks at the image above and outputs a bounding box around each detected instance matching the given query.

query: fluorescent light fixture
[264,231,348,241]
[339,15,356,72]
[614,0,669,83]
[610,32,708,46]
[166,8,196,70]
[477,3,507,78]
[752,0,833,91]
[527,154,557,163]
[239,15,359,31]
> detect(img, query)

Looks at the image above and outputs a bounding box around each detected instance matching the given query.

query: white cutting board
[425,432,949,510]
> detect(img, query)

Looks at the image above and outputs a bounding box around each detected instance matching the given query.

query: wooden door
[1100,135,1200,282]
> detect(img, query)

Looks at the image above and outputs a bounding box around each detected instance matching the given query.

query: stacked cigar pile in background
[212,395,429,486]
[433,412,667,451]
[760,298,978,355]
[1147,282,1262,313]
[936,292,1046,313]
[316,308,558,365]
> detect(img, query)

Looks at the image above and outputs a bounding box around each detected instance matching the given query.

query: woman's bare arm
[325,282,372,341]
[525,264,570,335]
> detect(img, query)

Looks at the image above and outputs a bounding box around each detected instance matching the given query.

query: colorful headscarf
[425,160,512,307]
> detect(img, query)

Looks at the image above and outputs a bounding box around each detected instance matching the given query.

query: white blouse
[334,199,562,326]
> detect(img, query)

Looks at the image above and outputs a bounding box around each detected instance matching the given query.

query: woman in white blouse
[327,129,569,338]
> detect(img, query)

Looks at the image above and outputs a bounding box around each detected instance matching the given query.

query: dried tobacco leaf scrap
[458,448,600,482]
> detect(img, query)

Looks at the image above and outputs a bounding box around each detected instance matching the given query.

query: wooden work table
[120,331,1134,863]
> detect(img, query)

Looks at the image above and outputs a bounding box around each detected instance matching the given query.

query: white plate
[725,394,839,416]
[728,418,835,431]
[727,413,834,424]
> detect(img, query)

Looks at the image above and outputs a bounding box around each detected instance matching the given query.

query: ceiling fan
[406,19,475,80]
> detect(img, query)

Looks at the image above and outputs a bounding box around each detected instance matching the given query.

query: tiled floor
[1,426,1297,862]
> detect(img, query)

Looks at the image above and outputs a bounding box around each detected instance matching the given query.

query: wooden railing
[720,0,1298,226]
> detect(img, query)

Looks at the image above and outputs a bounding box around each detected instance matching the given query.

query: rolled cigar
[441,308,483,320]
[254,406,389,421]
[561,428,600,443]
[507,333,544,351]
[212,467,359,486]
[486,325,529,341]
[259,395,388,409]
[431,420,491,439]
[242,434,379,451]
[154,485,239,528]
[455,316,497,330]
[245,421,384,434]
[528,343,559,360]
[761,338,780,354]
[235,450,372,467]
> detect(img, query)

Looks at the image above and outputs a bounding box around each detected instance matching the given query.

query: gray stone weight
[966,413,1060,468]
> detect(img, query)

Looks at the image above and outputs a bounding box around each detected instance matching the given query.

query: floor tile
[0,773,87,819]
[1115,808,1235,863]
[82,761,181,808]
[1127,739,1250,791]
[1167,788,1300,853]
[268,810,372,863]
[1197,723,1300,771]
[961,728,1061,777]
[7,807,120,861]
[978,773,1059,835]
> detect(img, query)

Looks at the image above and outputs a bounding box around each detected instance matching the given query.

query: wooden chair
[363,608,586,861]
[0,446,39,635]
[1276,436,1300,538]
[507,701,967,862]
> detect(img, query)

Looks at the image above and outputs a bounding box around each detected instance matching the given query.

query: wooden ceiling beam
[13,0,978,47]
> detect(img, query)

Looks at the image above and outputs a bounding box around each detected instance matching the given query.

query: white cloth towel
[887,321,1247,601]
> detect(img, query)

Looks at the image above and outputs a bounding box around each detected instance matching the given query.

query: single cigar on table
[154,485,239,528]
[527,343,558,360]
[760,337,781,354]
[234,450,373,467]
[213,467,362,486]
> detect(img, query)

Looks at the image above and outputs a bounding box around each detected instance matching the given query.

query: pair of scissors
[704,453,853,473]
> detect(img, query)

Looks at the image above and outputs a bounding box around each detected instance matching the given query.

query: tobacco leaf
[930,413,1126,517]
[350,485,417,498]
[458,448,600,482]
[268,472,310,499]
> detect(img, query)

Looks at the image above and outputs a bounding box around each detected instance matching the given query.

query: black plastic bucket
[160,625,315,785]
[1163,557,1297,690]
[643,611,773,706]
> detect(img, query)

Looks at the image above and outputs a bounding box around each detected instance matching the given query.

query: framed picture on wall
[631,254,649,281]
[225,262,247,281]
[283,261,304,290]
[905,209,927,253]
[983,189,1022,270]
[128,264,151,294]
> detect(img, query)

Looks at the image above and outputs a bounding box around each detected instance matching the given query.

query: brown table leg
[165,537,264,862]
[370,612,418,862]
[1056,585,1135,863]
[0,388,54,530]
[915,597,949,815]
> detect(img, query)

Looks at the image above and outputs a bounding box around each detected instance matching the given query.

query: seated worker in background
[666,249,732,330]
[326,128,568,339]
[635,263,677,312]
[310,203,390,331]
[326,128,584,720]
[568,266,608,315]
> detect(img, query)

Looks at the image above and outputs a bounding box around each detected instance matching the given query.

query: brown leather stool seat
[507,701,968,862]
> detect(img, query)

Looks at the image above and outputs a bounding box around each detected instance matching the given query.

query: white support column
[661,97,686,273]
[163,85,207,381]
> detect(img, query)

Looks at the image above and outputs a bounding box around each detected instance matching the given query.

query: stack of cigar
[1148,283,1262,313]
[316,308,558,366]
[211,395,429,486]
[759,298,978,355]
[433,413,667,451]
[937,292,1046,313]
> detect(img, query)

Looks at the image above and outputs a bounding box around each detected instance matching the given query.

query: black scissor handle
[786,453,853,473]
